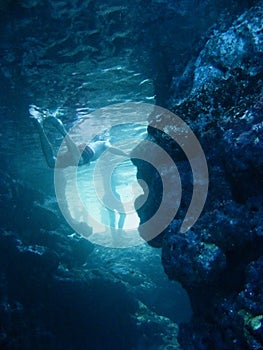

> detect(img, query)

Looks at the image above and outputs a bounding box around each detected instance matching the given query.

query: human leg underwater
[44,116,81,164]
[30,113,56,168]
[30,107,81,168]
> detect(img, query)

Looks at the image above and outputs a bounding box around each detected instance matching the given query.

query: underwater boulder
[162,229,226,288]
[0,229,23,269]
[29,205,59,231]
[47,275,139,350]
[223,118,263,203]
[16,244,60,276]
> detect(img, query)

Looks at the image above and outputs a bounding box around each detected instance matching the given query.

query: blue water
[77,123,147,226]
[0,2,195,349]
[1,99,192,347]
[73,120,147,247]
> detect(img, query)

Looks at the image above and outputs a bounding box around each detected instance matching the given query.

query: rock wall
[135,1,263,349]
[0,172,182,349]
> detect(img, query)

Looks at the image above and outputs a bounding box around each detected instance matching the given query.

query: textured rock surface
[134,2,263,349]
[0,177,183,349]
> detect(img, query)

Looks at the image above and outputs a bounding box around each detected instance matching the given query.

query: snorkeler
[29,105,129,169]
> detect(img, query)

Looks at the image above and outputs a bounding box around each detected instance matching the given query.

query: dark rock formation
[0,176,180,349]
[134,1,263,349]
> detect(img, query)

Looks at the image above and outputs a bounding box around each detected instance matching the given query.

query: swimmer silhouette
[30,105,129,234]
[29,105,129,168]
